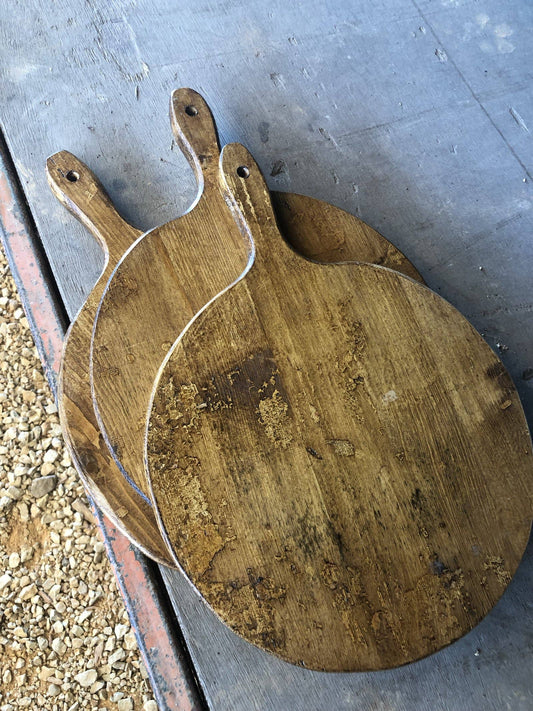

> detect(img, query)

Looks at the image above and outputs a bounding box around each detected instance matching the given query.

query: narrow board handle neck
[46,151,142,259]
[220,143,295,267]
[170,88,221,188]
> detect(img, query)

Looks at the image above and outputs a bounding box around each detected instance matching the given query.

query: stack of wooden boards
[49,88,532,673]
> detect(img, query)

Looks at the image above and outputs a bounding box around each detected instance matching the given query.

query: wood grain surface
[147,143,533,672]
[48,150,175,566]
[91,88,422,506]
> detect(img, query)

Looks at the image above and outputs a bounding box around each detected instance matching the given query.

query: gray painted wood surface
[2,0,532,708]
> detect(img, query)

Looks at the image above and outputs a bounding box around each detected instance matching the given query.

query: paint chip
[382,390,398,404]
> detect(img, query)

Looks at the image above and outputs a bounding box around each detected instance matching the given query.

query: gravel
[0,246,158,709]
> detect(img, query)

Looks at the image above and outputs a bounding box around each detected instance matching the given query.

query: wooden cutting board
[48,150,174,566]
[91,88,422,504]
[146,143,533,672]
[52,139,422,567]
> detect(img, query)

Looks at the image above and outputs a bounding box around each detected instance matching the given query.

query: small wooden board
[146,143,533,672]
[48,150,174,566]
[91,88,422,505]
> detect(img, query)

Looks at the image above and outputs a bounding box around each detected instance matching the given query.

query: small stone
[74,669,98,687]
[109,648,126,665]
[39,667,55,682]
[71,624,84,638]
[8,552,20,569]
[31,474,57,498]
[0,573,12,590]
[6,485,22,500]
[117,699,133,711]
[43,448,59,463]
[143,702,158,711]
[4,427,17,441]
[51,638,67,655]
[19,583,37,601]
[124,629,137,651]
[115,623,129,639]
[2,669,12,684]
[0,496,14,510]
[17,502,30,522]
[20,545,33,563]
[40,461,56,476]
[47,683,61,697]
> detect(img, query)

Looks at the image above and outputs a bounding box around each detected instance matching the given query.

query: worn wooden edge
[0,127,207,711]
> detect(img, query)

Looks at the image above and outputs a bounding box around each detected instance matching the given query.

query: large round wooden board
[146,144,533,672]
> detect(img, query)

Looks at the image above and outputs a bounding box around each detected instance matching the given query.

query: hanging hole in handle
[66,170,79,182]
[185,105,198,116]
[237,165,250,179]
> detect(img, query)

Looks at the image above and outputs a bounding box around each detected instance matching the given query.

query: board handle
[170,88,221,187]
[46,151,142,259]
[220,143,293,265]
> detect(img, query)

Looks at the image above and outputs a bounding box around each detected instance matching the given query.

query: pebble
[109,648,126,665]
[0,573,12,590]
[143,702,158,711]
[0,495,14,510]
[115,623,129,639]
[41,462,56,477]
[51,638,67,655]
[124,630,137,651]
[31,474,58,498]
[19,583,37,600]
[6,486,22,500]
[47,684,61,697]
[118,699,134,711]
[74,669,98,687]
[8,552,20,569]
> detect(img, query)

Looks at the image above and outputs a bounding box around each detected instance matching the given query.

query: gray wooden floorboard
[2,0,532,708]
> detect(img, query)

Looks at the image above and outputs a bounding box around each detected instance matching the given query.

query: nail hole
[66,170,79,182]
[185,105,198,116]
[237,165,250,179]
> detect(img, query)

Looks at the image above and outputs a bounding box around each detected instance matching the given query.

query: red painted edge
[0,137,205,711]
